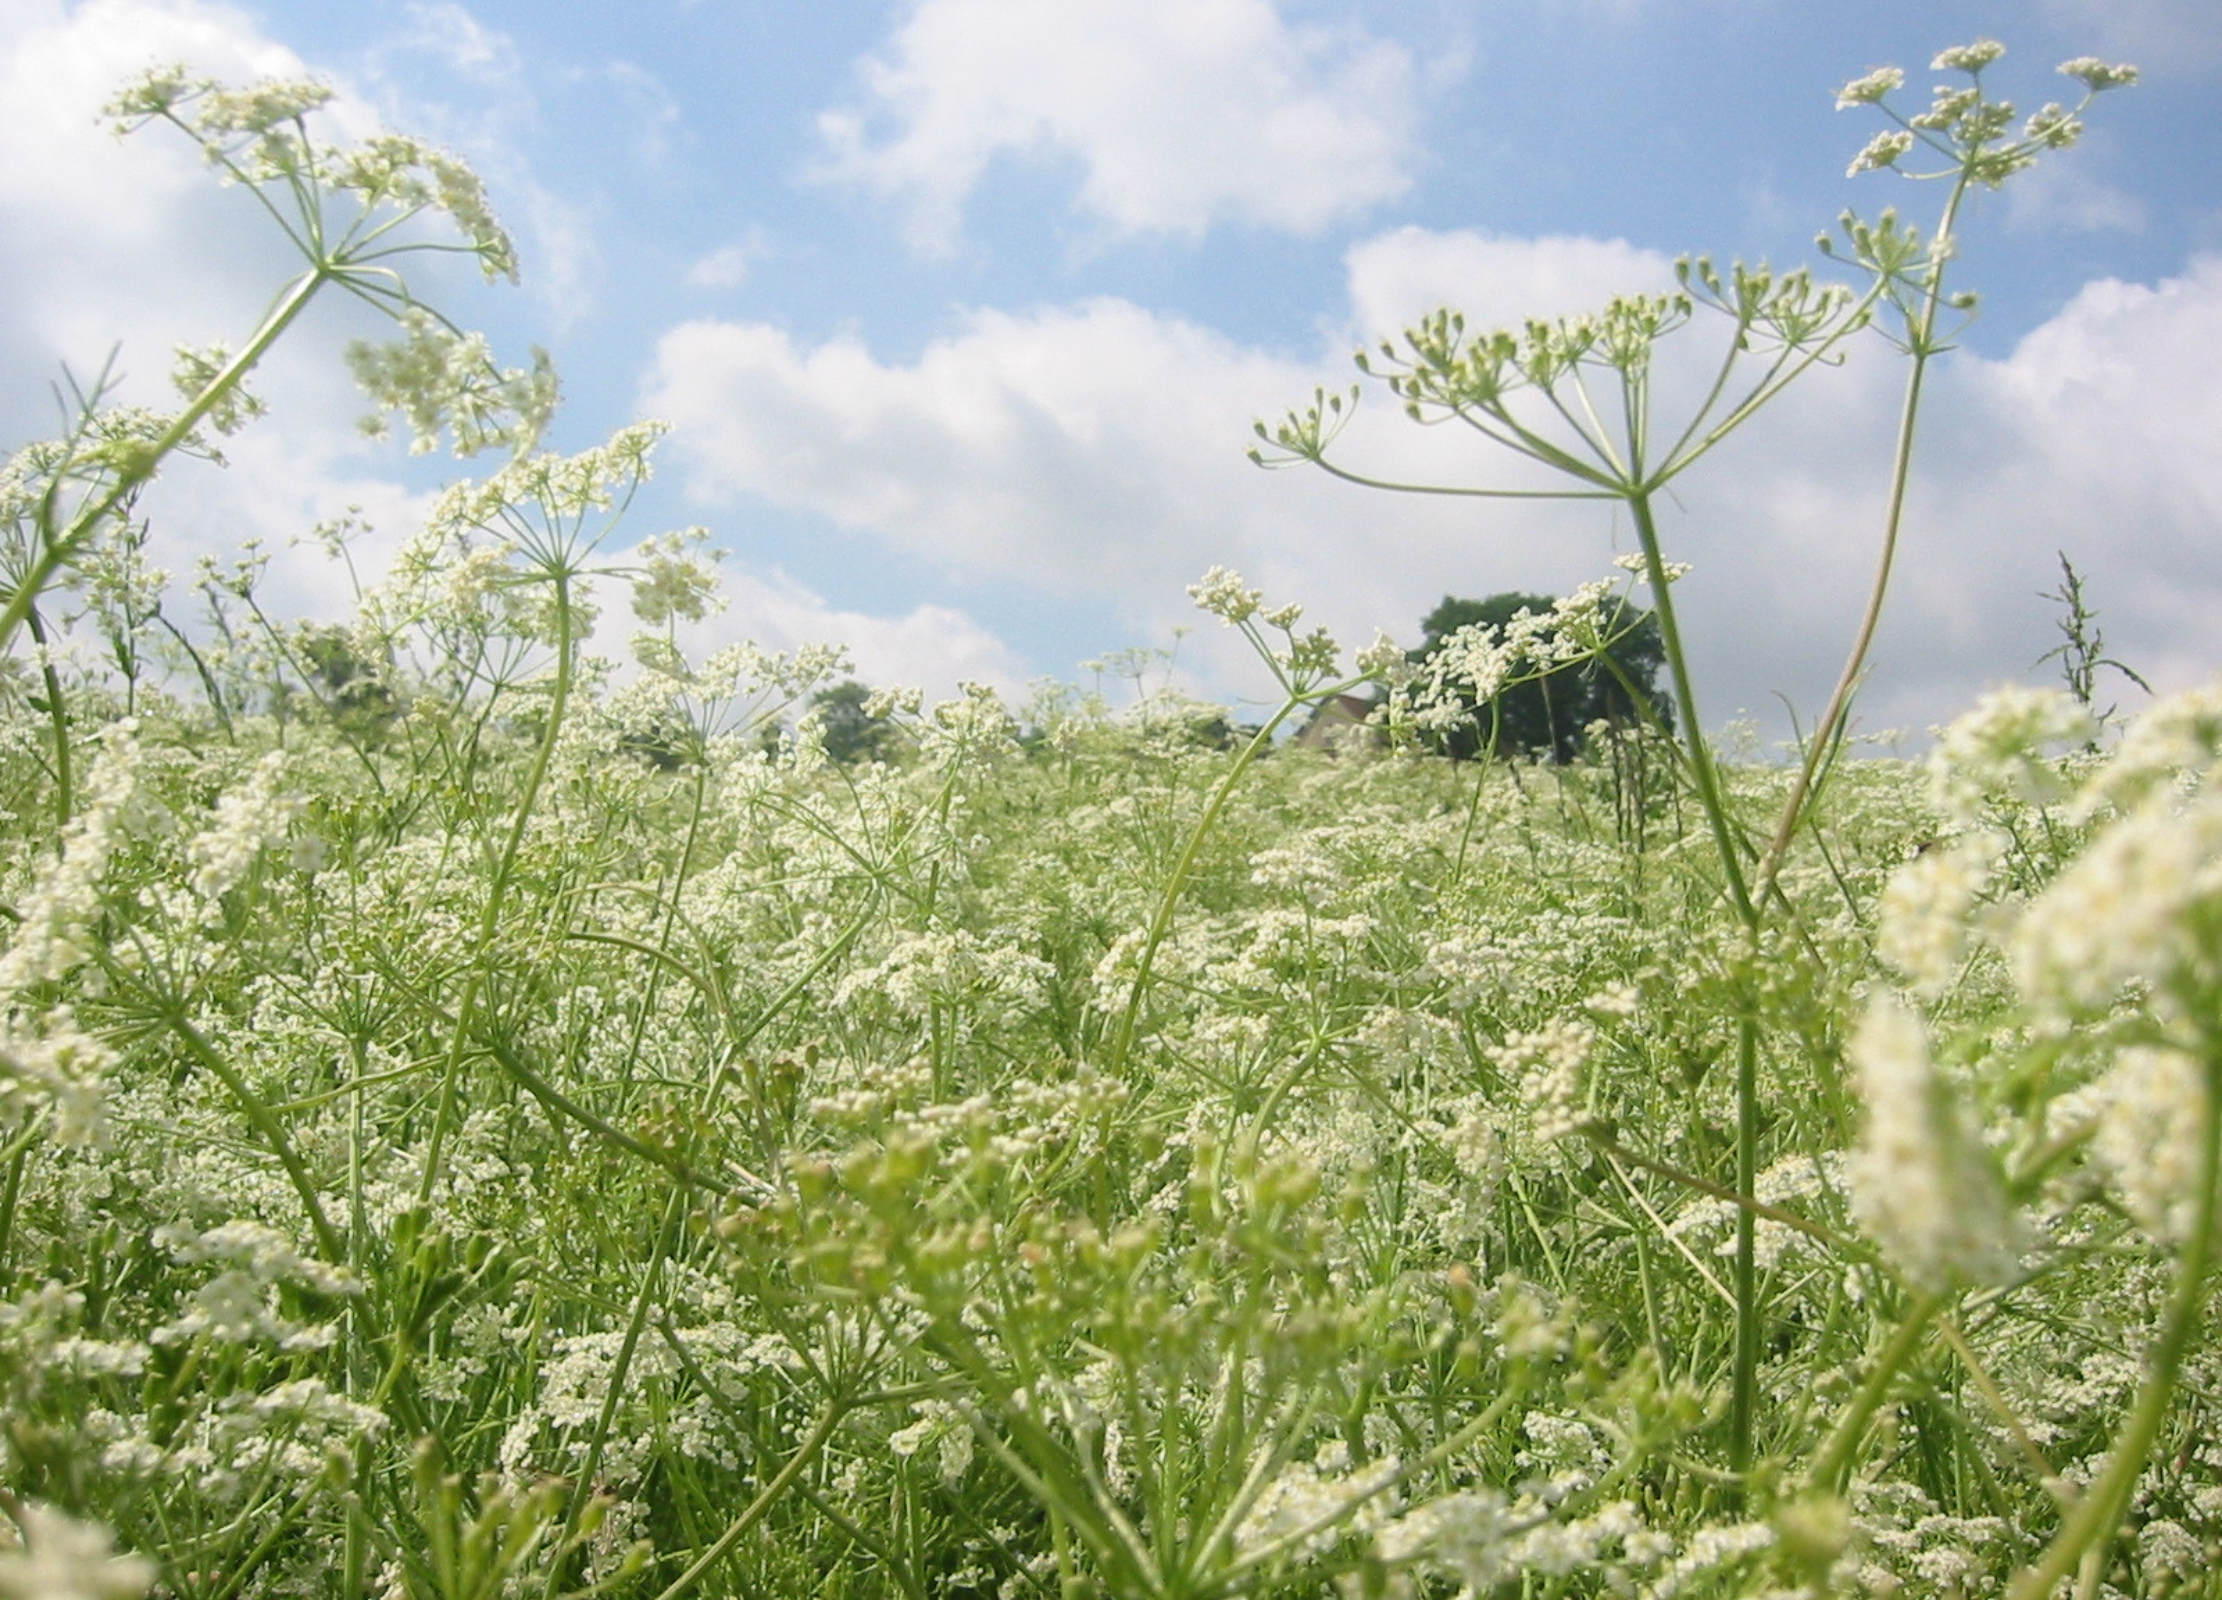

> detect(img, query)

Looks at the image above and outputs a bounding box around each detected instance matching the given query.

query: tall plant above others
[1254,39,2135,905]
[0,66,558,669]
[1254,38,2135,1486]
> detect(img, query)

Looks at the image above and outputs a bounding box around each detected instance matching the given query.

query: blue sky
[4,0,2219,735]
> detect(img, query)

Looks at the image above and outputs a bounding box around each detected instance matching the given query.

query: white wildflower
[0,724,153,994]
[2011,790,2222,1019]
[1848,129,1916,176]
[1354,631,1417,688]
[1188,565,1262,624]
[1611,551,1692,584]
[863,684,923,719]
[2058,57,2138,92]
[1375,1488,1514,1574]
[187,751,301,904]
[1235,1448,1401,1562]
[1875,833,2004,998]
[2085,1046,2210,1247]
[170,342,266,435]
[1644,1522,1777,1599]
[1489,1019,1595,1143]
[346,308,557,457]
[1845,995,2021,1291]
[0,1011,118,1147]
[1926,686,2091,826]
[629,528,724,626]
[2067,680,2222,821]
[0,1504,154,1600]
[1836,65,1905,108]
[1931,40,2005,74]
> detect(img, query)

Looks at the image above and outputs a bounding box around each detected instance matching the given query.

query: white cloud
[685,230,768,291]
[0,1,359,440]
[712,569,1029,701]
[645,302,1305,601]
[646,226,2222,732]
[816,0,1419,248]
[2039,0,2222,75]
[396,0,522,85]
[1343,226,1678,341]
[642,231,1698,695]
[354,3,602,327]
[2006,143,2148,235]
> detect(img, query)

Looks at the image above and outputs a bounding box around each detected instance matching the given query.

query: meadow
[5,43,2219,1600]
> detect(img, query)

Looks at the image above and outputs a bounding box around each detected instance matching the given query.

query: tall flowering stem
[3,65,550,661]
[1256,38,2137,1491]
[2008,1048,2221,1600]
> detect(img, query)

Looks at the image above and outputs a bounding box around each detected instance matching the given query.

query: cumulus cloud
[351,2,604,329]
[815,0,1419,248]
[2039,0,2222,75]
[0,0,402,598]
[685,230,768,291]
[646,225,2222,731]
[710,569,1029,700]
[1344,226,1679,337]
[643,231,1700,693]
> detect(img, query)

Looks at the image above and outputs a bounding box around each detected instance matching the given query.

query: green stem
[2008,1058,2222,1600]
[1627,488,1770,1483]
[0,1138,28,1285]
[1757,179,1972,899]
[1105,694,1308,1075]
[551,1189,685,1588]
[1624,492,1754,929]
[649,1401,850,1600]
[415,570,576,1208]
[1807,1290,1943,1493]
[1729,1015,1762,1477]
[0,267,328,656]
[161,1007,345,1263]
[22,605,72,834]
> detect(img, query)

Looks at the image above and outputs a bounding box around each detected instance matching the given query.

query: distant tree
[295,623,401,744]
[1412,591,1670,762]
[811,680,906,765]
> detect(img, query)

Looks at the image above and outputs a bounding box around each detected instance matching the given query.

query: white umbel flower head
[2087,1046,2212,1248]
[1926,686,2091,827]
[2011,791,2222,1021]
[1875,833,2005,998]
[1845,995,2021,1292]
[0,1503,155,1600]
[187,751,302,904]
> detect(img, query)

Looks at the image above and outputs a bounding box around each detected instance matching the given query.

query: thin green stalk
[0,1137,28,1284]
[23,605,72,833]
[2008,1057,2222,1600]
[415,570,577,1208]
[1105,696,1305,1076]
[550,1190,686,1588]
[1624,492,1755,928]
[1729,1015,1760,1476]
[1807,1290,1944,1493]
[161,1007,345,1263]
[0,266,328,655]
[1626,486,1771,1482]
[1758,178,1973,898]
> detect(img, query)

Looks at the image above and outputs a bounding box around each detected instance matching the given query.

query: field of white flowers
[6,43,2218,1600]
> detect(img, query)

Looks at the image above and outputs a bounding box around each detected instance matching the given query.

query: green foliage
[1411,592,1671,763]
[808,681,907,766]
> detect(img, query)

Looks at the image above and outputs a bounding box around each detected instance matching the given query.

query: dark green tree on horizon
[1413,591,1671,762]
[810,679,907,765]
